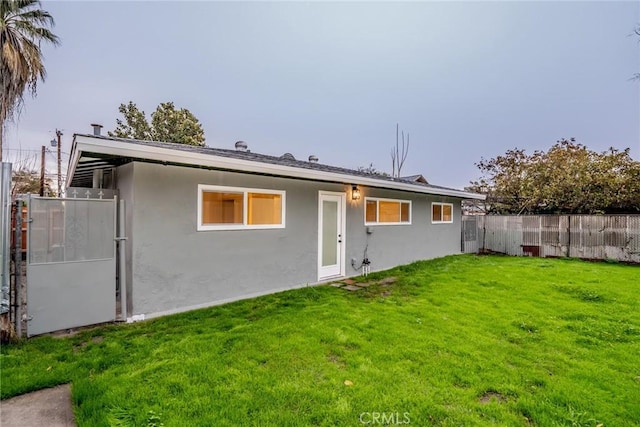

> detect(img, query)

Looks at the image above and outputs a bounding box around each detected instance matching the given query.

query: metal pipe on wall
[118,199,128,321]
[92,169,104,189]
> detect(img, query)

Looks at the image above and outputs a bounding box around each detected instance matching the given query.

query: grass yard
[1,255,639,426]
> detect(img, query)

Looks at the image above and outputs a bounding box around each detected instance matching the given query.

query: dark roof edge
[70,134,486,200]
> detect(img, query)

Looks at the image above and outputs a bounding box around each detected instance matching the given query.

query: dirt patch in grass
[72,335,104,353]
[327,352,346,368]
[378,276,397,285]
[553,285,607,303]
[479,391,507,404]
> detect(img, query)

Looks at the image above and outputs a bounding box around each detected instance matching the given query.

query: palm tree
[0,0,59,161]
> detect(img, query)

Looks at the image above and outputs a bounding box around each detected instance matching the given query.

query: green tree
[150,102,205,146]
[109,101,152,140]
[357,163,389,177]
[470,138,640,214]
[0,0,60,161]
[11,168,54,198]
[109,101,205,146]
[469,147,534,214]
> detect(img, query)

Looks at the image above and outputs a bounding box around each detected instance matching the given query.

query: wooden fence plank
[462,215,640,263]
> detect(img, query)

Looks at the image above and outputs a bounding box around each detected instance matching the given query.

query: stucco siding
[126,162,463,316]
[344,187,461,274]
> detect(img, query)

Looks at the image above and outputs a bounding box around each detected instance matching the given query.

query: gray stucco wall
[345,187,462,274]
[122,162,462,317]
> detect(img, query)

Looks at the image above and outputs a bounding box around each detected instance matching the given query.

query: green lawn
[1,255,639,426]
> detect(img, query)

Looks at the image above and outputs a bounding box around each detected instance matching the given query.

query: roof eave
[66,138,81,188]
[69,135,486,200]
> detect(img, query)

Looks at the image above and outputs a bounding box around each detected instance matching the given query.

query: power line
[4,148,70,156]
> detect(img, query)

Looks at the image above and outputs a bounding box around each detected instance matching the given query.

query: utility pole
[40,146,45,196]
[56,129,62,197]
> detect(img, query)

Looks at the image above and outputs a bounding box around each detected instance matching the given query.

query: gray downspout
[117,199,127,321]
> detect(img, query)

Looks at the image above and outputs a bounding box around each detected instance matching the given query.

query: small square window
[432,202,454,224]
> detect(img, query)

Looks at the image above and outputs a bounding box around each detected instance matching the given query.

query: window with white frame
[198,184,285,230]
[364,197,411,225]
[431,202,453,223]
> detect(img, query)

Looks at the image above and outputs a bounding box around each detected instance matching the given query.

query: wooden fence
[461,215,640,263]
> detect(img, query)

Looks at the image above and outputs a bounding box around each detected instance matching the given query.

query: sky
[3,0,639,190]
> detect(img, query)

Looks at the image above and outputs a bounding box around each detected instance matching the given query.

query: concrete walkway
[0,384,76,427]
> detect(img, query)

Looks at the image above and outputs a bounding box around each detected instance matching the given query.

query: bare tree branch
[391,123,410,178]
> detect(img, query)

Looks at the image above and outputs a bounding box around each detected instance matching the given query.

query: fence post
[538,216,543,258]
[481,216,486,253]
[460,217,464,253]
[503,216,507,254]
[0,163,12,342]
[567,215,571,258]
[625,215,630,262]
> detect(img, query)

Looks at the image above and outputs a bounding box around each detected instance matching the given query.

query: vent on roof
[308,155,318,163]
[281,153,296,161]
[91,123,103,136]
[235,141,248,152]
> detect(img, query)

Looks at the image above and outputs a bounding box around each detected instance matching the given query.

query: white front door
[318,192,346,280]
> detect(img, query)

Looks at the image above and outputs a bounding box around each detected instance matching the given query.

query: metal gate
[461,215,478,253]
[26,196,117,336]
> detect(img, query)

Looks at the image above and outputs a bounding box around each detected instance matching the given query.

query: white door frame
[317,191,346,280]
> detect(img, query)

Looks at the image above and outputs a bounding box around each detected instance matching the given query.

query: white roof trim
[71,135,486,200]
